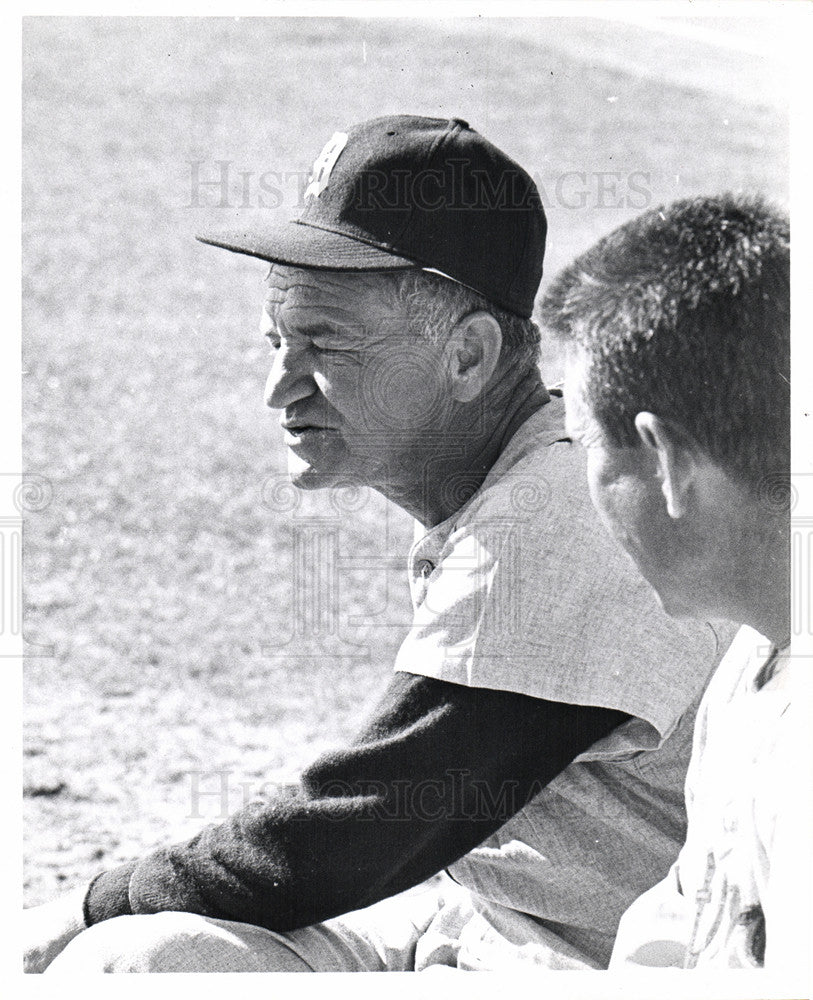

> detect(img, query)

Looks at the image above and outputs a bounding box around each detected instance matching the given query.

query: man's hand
[23,886,88,973]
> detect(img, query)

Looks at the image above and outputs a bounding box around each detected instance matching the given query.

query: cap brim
[196,220,419,272]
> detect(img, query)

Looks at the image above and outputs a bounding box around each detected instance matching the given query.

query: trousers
[45,876,603,973]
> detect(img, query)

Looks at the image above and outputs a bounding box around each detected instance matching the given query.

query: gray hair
[381,270,541,376]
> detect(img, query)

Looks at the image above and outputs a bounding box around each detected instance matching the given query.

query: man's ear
[443,311,503,403]
[634,412,699,519]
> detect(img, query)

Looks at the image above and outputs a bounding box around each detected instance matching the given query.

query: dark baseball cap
[197,115,546,318]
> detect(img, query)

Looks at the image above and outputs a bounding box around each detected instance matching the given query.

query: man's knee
[47,911,256,973]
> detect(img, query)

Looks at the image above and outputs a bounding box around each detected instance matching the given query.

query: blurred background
[22,15,788,904]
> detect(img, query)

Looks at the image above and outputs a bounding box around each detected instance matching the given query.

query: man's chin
[638,571,701,623]
[289,467,340,491]
[291,471,343,491]
[287,454,347,491]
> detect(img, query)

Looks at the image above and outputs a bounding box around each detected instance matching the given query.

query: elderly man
[27,117,731,973]
[541,194,799,969]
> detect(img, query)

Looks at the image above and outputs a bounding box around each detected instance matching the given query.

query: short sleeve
[395,437,733,743]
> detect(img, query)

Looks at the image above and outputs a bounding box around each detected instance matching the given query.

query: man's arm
[26,671,628,971]
[81,672,627,930]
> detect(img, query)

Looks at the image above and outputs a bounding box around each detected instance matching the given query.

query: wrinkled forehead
[262,264,405,328]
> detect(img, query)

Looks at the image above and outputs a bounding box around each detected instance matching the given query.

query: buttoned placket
[407,522,454,610]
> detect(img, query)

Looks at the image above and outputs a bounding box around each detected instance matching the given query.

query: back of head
[540,194,790,493]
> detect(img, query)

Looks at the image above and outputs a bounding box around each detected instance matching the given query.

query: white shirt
[610,626,802,969]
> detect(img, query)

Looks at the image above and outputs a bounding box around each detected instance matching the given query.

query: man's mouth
[281,423,337,444]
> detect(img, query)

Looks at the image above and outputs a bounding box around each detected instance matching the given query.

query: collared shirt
[395,395,735,966]
[396,396,725,737]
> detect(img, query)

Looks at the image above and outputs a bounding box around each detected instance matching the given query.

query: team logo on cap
[304,132,348,201]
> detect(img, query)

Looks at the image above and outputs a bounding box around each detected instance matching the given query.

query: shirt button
[416,559,435,578]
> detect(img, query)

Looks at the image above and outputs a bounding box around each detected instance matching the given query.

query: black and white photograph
[9,2,812,990]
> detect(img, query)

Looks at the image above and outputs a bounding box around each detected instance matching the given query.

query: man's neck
[729,511,791,649]
[385,370,550,529]
[746,566,791,650]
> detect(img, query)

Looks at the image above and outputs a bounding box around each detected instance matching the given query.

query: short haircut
[383,270,542,378]
[540,194,790,489]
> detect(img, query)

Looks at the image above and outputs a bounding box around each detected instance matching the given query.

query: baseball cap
[196,115,546,318]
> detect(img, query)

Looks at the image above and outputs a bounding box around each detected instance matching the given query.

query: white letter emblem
[304,132,349,201]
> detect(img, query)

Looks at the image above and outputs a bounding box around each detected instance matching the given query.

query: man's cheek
[586,476,617,535]
[587,472,635,551]
[586,458,612,517]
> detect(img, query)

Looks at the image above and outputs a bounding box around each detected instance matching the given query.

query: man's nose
[264,342,316,410]
[260,307,315,410]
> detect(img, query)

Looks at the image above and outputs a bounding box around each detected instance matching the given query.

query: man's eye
[312,342,347,356]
